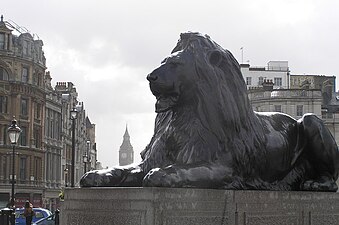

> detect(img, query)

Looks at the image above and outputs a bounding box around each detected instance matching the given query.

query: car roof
[16,208,52,213]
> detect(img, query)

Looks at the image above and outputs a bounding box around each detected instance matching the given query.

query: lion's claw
[143,168,174,187]
[302,177,338,192]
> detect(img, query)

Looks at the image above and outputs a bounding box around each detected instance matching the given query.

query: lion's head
[144,32,267,176]
[147,32,260,138]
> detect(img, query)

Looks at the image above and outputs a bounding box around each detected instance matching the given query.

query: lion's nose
[147,73,158,82]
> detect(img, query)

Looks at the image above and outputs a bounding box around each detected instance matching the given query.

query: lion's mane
[141,32,267,181]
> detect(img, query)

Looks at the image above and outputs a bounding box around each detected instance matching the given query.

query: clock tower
[119,126,134,166]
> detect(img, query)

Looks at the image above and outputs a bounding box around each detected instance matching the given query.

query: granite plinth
[60,187,339,225]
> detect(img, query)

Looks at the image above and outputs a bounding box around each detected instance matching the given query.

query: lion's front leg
[80,166,144,187]
[142,163,234,188]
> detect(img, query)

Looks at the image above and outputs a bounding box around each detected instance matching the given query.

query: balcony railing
[248,89,322,101]
[0,178,45,188]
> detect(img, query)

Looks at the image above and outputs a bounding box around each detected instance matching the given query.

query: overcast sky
[2,0,339,167]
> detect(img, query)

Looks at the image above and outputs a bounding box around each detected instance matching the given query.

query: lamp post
[70,107,77,187]
[7,118,21,209]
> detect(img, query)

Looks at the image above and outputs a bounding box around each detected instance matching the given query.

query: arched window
[0,67,9,80]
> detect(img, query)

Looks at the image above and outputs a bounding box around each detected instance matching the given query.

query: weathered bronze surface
[80,32,339,191]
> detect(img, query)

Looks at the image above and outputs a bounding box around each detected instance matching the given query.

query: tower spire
[119,124,134,166]
[123,123,130,139]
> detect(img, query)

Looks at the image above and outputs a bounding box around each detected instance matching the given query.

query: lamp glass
[83,155,88,163]
[70,108,77,119]
[8,120,21,144]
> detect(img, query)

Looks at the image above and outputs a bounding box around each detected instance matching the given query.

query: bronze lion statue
[81,32,339,191]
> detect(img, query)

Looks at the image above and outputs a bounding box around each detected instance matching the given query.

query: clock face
[121,153,127,158]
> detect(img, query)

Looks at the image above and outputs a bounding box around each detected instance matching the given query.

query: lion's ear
[208,50,223,67]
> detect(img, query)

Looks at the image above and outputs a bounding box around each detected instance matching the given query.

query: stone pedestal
[61,187,339,225]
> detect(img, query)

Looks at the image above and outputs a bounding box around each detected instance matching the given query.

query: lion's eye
[169,61,180,68]
[170,60,183,65]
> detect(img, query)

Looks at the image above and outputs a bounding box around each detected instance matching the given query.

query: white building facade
[241,61,290,89]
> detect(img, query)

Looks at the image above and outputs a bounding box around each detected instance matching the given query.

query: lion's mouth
[149,82,180,113]
[154,94,179,113]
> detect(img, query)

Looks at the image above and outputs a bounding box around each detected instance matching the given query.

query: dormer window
[23,40,29,56]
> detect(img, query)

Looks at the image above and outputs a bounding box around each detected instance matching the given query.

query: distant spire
[123,124,130,139]
[1,15,3,22]
[119,124,134,166]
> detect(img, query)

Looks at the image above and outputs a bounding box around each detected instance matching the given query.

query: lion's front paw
[301,176,338,192]
[143,168,179,187]
[80,169,123,187]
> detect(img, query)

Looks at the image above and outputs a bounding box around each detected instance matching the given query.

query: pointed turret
[119,125,134,166]
[0,15,13,51]
[123,125,130,140]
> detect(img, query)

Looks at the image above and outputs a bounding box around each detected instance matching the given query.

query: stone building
[86,117,97,172]
[0,17,97,210]
[43,72,62,210]
[0,16,46,208]
[54,82,95,187]
[119,126,134,166]
[241,61,290,89]
[290,74,336,105]
[248,87,323,119]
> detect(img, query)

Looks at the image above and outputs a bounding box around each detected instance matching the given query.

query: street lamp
[7,117,21,209]
[70,107,77,187]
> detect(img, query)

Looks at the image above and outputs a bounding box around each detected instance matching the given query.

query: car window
[35,211,44,218]
[15,210,25,219]
[35,214,55,224]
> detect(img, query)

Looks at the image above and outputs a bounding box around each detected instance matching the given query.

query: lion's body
[80,32,339,191]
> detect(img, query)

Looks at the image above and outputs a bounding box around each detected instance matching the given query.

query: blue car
[15,208,52,225]
[32,213,57,225]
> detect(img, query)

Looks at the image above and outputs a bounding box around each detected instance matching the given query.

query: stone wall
[61,187,339,225]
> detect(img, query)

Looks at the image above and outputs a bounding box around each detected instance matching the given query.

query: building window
[33,73,41,86]
[0,96,7,113]
[34,128,40,148]
[19,157,26,182]
[274,105,282,112]
[274,77,282,86]
[297,105,303,117]
[23,40,29,56]
[34,103,41,119]
[0,67,9,80]
[258,77,264,85]
[327,112,333,119]
[34,157,41,181]
[246,77,252,85]
[20,126,27,146]
[21,98,28,116]
[22,67,29,83]
[0,33,5,49]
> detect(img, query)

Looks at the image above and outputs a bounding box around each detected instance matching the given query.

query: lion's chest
[151,112,204,163]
